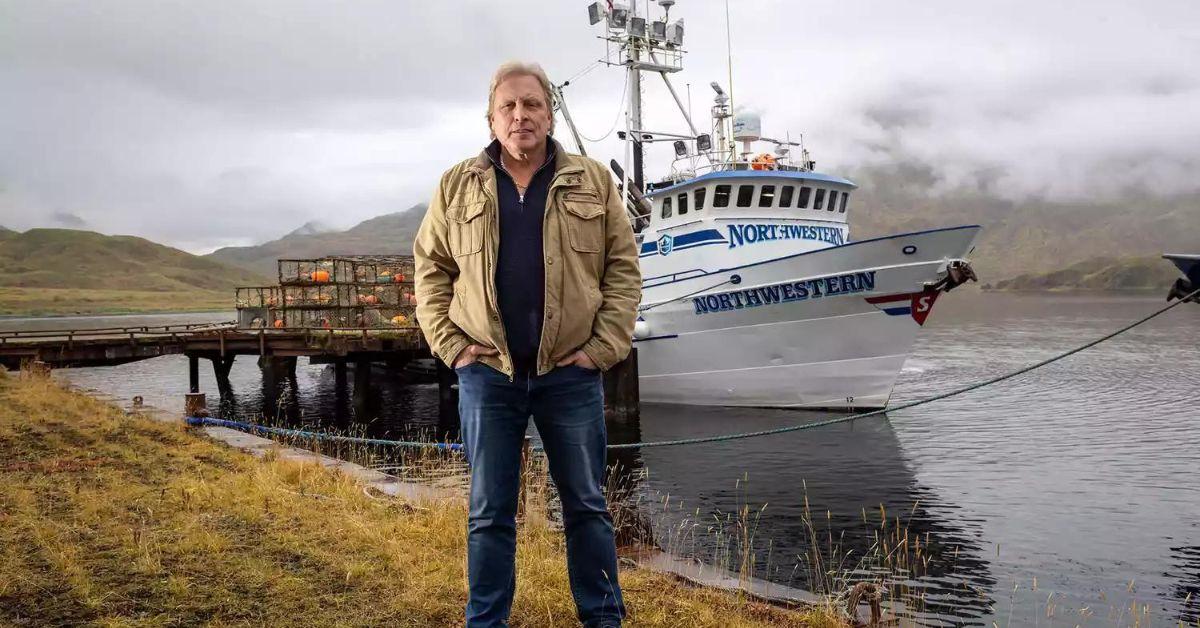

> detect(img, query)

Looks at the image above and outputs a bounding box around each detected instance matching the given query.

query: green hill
[0,228,271,316]
[846,164,1200,284]
[200,167,1199,293]
[984,256,1180,291]
[205,205,427,278]
[1,228,270,290]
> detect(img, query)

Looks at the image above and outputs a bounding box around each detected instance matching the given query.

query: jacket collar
[468,137,584,182]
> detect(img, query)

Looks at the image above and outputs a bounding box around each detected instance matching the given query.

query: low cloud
[50,212,88,228]
[1,0,1197,251]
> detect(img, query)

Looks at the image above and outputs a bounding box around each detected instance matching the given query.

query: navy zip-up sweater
[485,140,557,378]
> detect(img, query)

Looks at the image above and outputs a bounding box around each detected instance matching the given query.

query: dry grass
[0,372,842,627]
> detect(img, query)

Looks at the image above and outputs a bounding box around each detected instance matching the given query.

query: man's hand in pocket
[454,344,499,369]
[555,350,597,371]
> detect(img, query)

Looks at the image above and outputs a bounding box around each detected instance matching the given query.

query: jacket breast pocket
[447,201,486,257]
[562,191,605,254]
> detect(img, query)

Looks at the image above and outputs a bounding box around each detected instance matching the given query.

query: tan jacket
[413,140,642,378]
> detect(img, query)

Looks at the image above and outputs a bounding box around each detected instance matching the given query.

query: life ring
[751,153,776,171]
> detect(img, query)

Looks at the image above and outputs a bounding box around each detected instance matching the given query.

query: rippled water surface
[8,293,1199,625]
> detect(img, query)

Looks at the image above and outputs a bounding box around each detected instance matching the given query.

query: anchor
[1167,277,1197,304]
[927,260,978,293]
[1163,253,1199,304]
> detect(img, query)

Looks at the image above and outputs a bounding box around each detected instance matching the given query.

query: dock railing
[0,322,233,345]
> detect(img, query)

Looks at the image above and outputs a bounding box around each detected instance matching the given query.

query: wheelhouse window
[827,190,839,212]
[736,185,754,207]
[694,187,707,211]
[813,189,826,210]
[839,192,849,213]
[677,192,689,215]
[713,185,731,208]
[758,185,775,208]
[797,186,812,208]
[661,196,673,218]
[779,185,794,208]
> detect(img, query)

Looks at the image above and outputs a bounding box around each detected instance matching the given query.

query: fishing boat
[556,1,980,408]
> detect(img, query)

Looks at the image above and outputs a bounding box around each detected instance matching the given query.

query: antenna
[686,81,693,141]
[725,0,735,158]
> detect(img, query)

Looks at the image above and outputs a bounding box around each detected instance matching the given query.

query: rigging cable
[570,72,630,144]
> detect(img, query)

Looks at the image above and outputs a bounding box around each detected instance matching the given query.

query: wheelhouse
[642,170,857,233]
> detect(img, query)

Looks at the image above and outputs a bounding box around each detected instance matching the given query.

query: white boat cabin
[635,170,858,275]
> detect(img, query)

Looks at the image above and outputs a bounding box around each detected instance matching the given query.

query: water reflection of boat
[1168,544,1200,624]
[607,403,996,625]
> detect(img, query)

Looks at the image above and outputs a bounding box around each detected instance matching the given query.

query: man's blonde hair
[486,61,556,138]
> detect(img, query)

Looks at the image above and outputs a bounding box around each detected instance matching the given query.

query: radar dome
[732,110,762,142]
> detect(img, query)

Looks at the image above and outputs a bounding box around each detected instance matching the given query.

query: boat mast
[550,84,588,157]
[625,1,645,194]
[578,1,693,206]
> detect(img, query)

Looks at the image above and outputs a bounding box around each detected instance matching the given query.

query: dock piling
[334,359,348,392]
[436,359,457,426]
[352,357,371,415]
[188,354,199,393]
[603,348,640,422]
[184,392,207,417]
[209,354,236,399]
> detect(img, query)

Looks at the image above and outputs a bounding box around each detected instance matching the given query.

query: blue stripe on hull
[640,228,727,256]
[641,224,981,288]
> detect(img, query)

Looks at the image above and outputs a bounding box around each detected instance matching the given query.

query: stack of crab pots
[235,256,418,330]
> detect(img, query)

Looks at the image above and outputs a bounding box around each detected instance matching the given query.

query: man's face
[490,74,552,158]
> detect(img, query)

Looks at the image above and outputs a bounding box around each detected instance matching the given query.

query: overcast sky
[1,0,1197,253]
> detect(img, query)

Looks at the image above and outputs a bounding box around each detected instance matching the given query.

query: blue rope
[186,287,1197,453]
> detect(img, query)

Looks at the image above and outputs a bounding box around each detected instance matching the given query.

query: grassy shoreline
[0,371,840,627]
[0,287,236,317]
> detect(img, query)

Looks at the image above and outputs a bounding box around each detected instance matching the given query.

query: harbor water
[6,292,1197,626]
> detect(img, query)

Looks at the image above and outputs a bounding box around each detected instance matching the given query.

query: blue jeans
[456,362,625,627]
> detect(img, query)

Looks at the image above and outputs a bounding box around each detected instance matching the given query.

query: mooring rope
[611,286,1198,449]
[185,288,1198,452]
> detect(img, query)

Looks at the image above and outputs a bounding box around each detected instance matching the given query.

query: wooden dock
[0,322,639,421]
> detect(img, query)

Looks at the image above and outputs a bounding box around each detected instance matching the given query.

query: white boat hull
[634,225,980,408]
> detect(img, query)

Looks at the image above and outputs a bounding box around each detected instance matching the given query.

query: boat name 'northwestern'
[693,271,876,315]
[727,224,845,249]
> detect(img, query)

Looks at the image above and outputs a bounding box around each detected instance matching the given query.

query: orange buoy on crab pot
[273,319,285,328]
[311,269,331,282]
[393,274,405,282]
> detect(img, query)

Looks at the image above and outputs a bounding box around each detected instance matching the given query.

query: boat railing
[658,157,806,188]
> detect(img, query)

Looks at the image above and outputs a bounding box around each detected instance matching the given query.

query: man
[413,61,641,627]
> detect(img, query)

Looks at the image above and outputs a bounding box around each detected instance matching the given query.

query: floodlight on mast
[587,2,604,25]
